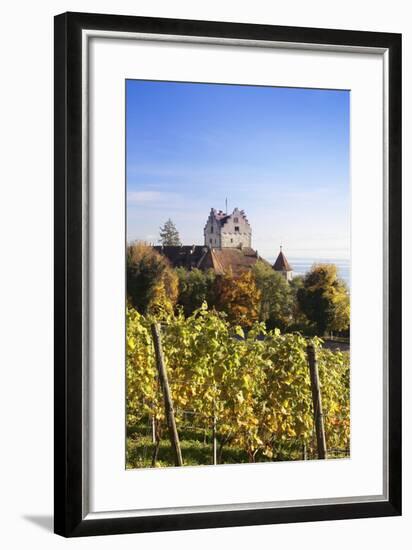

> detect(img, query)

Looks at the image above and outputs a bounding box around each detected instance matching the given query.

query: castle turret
[273,246,293,281]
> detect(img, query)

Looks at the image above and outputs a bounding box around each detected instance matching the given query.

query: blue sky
[126,80,350,260]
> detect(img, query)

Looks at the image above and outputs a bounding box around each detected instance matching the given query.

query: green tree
[252,261,293,331]
[159,218,181,246]
[297,264,350,335]
[127,242,178,315]
[288,275,314,334]
[176,267,216,316]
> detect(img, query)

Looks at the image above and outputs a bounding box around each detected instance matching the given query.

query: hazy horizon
[126,80,350,261]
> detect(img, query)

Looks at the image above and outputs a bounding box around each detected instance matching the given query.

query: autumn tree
[297,264,350,335]
[176,267,216,316]
[214,270,261,328]
[127,242,178,315]
[251,261,294,331]
[159,218,181,246]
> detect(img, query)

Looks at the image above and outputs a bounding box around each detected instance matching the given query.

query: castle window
[210,226,213,233]
[209,238,212,244]
[234,217,238,223]
[234,226,239,232]
[230,238,233,243]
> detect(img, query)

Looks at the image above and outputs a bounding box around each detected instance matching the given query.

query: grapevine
[126,303,350,467]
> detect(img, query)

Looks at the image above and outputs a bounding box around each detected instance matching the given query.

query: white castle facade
[204,207,252,249]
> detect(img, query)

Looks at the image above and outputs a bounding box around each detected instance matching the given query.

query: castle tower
[273,246,293,281]
[204,207,252,249]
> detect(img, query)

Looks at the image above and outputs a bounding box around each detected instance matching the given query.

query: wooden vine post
[151,323,183,467]
[306,341,327,459]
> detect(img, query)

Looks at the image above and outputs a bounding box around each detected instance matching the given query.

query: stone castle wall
[204,207,252,249]
[204,214,222,248]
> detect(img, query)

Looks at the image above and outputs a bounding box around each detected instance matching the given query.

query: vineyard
[126,303,350,468]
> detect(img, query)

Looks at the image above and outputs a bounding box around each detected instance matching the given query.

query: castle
[155,207,293,280]
[204,208,252,249]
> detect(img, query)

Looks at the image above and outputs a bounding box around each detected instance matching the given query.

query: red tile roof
[154,245,268,276]
[206,247,262,276]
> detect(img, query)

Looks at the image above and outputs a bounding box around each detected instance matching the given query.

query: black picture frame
[54,11,402,537]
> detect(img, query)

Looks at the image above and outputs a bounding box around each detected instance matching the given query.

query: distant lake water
[266,257,350,287]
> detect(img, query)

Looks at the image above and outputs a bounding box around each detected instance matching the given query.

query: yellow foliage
[147,269,179,317]
[215,270,261,328]
[126,303,350,466]
[127,241,178,315]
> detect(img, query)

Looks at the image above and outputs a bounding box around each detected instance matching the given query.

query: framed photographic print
[54,12,402,537]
